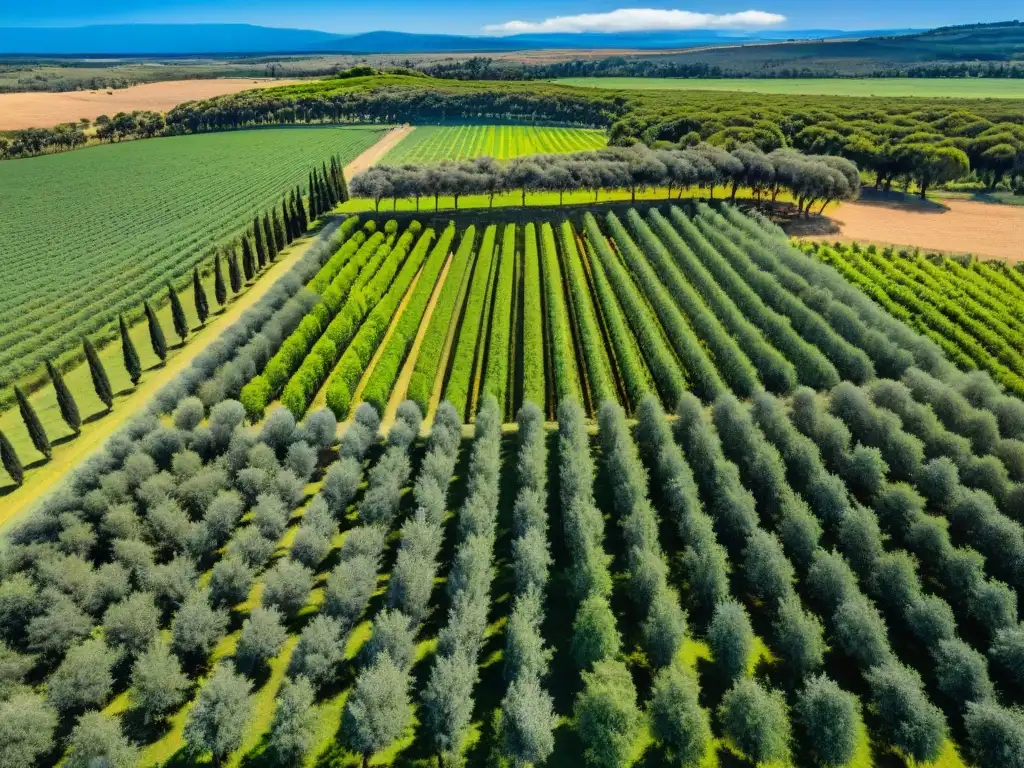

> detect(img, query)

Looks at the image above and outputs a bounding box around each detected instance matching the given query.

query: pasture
[382,124,607,164]
[554,76,1024,99]
[0,125,385,395]
[7,200,1024,768]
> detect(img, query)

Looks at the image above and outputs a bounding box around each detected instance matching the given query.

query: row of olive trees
[500,402,557,767]
[747,387,1024,766]
[351,143,860,215]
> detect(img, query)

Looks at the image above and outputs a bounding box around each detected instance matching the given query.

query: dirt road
[343,124,413,175]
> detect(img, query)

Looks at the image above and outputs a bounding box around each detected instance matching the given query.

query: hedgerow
[443,225,498,420]
[539,222,582,408]
[238,224,383,419]
[646,207,796,394]
[624,208,758,398]
[360,223,456,413]
[606,211,724,402]
[695,204,873,384]
[482,224,517,418]
[406,227,477,413]
[669,206,839,390]
[558,222,617,408]
[581,212,684,409]
[282,223,426,418]
[324,227,442,418]
[520,223,546,410]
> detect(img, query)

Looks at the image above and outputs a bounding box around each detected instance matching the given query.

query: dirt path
[343,124,413,177]
[384,253,453,429]
[0,129,417,529]
[802,198,1024,262]
[0,78,306,131]
[0,233,319,530]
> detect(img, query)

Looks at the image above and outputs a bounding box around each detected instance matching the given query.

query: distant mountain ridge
[0,23,926,56]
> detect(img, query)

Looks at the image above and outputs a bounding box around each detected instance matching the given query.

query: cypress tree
[144,301,168,362]
[295,185,308,231]
[46,360,81,434]
[193,268,210,326]
[338,168,349,202]
[288,193,300,239]
[281,200,294,244]
[119,315,142,386]
[214,254,228,308]
[168,282,189,344]
[83,337,114,410]
[241,238,255,282]
[0,430,23,486]
[253,216,267,268]
[263,214,278,262]
[228,249,243,295]
[308,172,319,219]
[322,162,336,205]
[14,386,50,460]
[272,210,286,251]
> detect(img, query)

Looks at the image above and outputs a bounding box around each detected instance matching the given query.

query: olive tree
[574,659,640,768]
[183,663,254,767]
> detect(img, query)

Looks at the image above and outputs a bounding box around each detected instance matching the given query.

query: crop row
[443,225,498,420]
[406,226,478,414]
[360,224,457,414]
[323,225,442,418]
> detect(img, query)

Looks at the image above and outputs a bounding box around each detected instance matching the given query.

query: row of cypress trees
[2,163,349,486]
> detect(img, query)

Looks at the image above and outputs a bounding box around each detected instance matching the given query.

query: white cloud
[483,8,786,36]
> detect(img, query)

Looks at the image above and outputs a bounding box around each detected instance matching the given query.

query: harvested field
[805,198,1024,262]
[0,77,305,130]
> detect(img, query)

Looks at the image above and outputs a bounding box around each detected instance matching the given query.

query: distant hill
[0,23,922,56]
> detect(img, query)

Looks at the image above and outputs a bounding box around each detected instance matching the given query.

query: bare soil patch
[0,78,304,130]
[802,198,1024,262]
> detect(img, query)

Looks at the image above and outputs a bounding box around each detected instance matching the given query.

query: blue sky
[1,1,1017,34]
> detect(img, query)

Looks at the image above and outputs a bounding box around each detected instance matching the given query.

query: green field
[383,124,607,164]
[0,125,385,393]
[554,76,1024,99]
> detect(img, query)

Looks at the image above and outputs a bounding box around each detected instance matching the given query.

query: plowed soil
[0,78,304,130]
[803,199,1024,262]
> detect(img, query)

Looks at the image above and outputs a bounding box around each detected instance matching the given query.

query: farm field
[553,76,1024,98]
[0,78,307,131]
[0,124,386,396]
[382,124,608,164]
[7,199,1024,768]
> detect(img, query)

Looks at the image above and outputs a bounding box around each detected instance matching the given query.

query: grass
[383,124,607,164]
[553,77,1024,99]
[338,187,796,214]
[0,124,386,394]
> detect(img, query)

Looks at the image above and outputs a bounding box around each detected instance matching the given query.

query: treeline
[0,110,166,160]
[7,72,1024,195]
[351,143,861,214]
[418,56,1024,82]
[163,75,1024,193]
